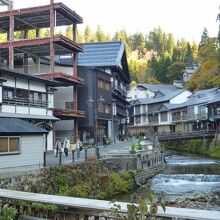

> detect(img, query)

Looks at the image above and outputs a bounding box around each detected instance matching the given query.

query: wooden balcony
[54,108,85,119]
[36,72,84,86]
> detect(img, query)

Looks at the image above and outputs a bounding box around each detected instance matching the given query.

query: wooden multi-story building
[0,0,85,147]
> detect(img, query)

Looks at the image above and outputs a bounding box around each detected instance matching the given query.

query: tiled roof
[0,118,48,134]
[131,89,186,106]
[137,83,179,92]
[160,88,220,111]
[78,41,124,67]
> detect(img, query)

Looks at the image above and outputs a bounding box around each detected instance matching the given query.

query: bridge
[156,130,216,142]
[0,189,220,220]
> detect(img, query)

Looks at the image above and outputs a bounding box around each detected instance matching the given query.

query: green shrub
[130,143,136,153]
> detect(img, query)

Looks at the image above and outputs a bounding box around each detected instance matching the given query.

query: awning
[0,113,59,121]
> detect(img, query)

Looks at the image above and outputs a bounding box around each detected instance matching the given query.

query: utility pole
[217,6,220,67]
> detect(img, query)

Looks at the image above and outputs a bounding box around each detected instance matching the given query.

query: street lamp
[87,95,105,158]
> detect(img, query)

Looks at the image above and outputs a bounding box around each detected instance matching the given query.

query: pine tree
[199,27,209,49]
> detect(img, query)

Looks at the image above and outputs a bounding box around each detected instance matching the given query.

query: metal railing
[0,189,220,220]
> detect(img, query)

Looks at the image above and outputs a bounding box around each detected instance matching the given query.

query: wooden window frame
[0,136,20,155]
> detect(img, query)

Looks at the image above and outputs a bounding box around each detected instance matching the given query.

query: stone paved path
[46,140,137,167]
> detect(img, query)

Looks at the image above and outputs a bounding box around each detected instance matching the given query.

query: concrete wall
[0,135,44,171]
[170,90,191,104]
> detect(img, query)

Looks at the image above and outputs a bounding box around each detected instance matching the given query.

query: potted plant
[130,143,136,154]
[138,142,142,150]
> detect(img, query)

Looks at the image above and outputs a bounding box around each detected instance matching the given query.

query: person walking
[76,138,82,159]
[54,139,62,157]
[103,135,107,148]
[63,138,70,157]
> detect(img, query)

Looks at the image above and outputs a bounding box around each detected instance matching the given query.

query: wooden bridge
[0,189,220,220]
[156,130,216,142]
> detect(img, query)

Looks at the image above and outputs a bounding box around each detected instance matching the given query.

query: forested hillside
[1,25,219,90]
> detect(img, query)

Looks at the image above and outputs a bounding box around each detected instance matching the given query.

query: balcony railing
[54,108,85,119]
[172,113,208,122]
[2,96,47,108]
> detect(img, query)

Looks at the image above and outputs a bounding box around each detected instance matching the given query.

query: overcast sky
[13,0,220,42]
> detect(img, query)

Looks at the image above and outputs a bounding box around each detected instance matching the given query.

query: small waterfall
[153,174,220,185]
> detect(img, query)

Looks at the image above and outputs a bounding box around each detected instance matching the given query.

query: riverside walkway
[0,189,220,220]
[46,140,136,167]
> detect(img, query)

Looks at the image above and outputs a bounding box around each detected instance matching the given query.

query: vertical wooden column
[9,0,14,70]
[50,0,55,75]
[74,120,78,142]
[23,30,28,73]
[72,23,78,142]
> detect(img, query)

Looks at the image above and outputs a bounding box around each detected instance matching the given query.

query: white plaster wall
[47,110,53,116]
[16,106,29,114]
[47,130,53,151]
[170,91,192,104]
[16,78,28,90]
[3,76,15,87]
[146,90,155,98]
[194,106,198,115]
[30,108,46,115]
[54,86,73,109]
[2,105,15,113]
[29,81,46,93]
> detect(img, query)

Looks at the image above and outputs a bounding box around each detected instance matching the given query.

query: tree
[185,42,193,65]
[95,25,106,42]
[84,25,93,42]
[199,27,209,49]
[167,61,185,83]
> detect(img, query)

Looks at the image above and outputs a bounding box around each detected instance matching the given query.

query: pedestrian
[76,138,82,158]
[103,135,107,148]
[63,138,70,157]
[54,139,61,157]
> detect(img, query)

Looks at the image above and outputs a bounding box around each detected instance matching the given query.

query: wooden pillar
[50,0,55,74]
[74,120,78,145]
[23,30,28,73]
[72,23,78,143]
[9,0,14,70]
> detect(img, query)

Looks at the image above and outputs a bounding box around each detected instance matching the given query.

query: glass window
[0,137,19,154]
[160,112,168,122]
[98,79,104,89]
[0,138,8,152]
[9,138,19,152]
[105,82,111,91]
[65,101,74,110]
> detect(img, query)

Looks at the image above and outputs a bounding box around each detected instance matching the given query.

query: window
[104,82,111,91]
[160,112,168,122]
[0,137,19,154]
[135,116,141,124]
[98,103,104,113]
[65,101,74,110]
[105,104,111,114]
[135,106,141,115]
[3,88,14,99]
[98,79,104,89]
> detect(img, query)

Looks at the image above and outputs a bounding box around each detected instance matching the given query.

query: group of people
[54,138,82,159]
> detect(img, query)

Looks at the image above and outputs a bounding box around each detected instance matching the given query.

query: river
[152,153,220,201]
[117,152,220,209]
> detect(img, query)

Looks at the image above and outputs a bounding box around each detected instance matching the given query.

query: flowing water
[152,153,220,201]
[116,152,220,209]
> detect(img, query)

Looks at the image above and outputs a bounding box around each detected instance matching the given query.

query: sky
[13,0,220,43]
